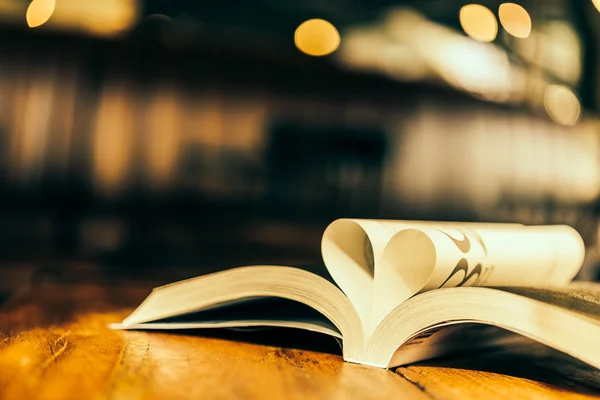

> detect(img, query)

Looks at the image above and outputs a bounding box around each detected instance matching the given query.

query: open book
[114,219,600,369]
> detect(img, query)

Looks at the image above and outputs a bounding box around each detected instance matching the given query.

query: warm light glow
[499,3,532,38]
[294,19,340,56]
[515,21,582,85]
[383,8,513,100]
[459,4,498,42]
[56,0,138,36]
[146,85,180,189]
[26,0,55,28]
[544,85,581,126]
[435,36,512,99]
[24,0,139,37]
[338,26,427,81]
[593,0,600,12]
[12,74,55,183]
[93,83,134,195]
[540,21,581,84]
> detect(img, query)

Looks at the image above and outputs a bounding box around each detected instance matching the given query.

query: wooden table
[1,273,600,399]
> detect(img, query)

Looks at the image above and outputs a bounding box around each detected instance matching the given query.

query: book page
[371,284,600,368]
[113,295,344,339]
[321,219,463,328]
[498,282,600,321]
[321,219,584,332]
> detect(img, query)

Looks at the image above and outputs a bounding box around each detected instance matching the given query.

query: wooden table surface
[1,268,600,400]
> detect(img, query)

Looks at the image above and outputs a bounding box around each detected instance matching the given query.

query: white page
[373,224,584,329]
[110,320,343,339]
[321,219,584,332]
[321,219,447,327]
[321,219,523,329]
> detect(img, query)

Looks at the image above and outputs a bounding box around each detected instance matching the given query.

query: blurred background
[2,0,600,287]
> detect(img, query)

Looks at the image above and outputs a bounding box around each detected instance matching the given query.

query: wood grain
[0,277,599,399]
[397,366,599,400]
[397,343,600,400]
[0,281,427,400]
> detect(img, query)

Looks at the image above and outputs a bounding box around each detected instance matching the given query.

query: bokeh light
[515,21,581,85]
[459,4,498,42]
[294,19,340,56]
[544,85,581,126]
[499,3,532,38]
[437,36,512,99]
[593,0,600,12]
[26,0,55,28]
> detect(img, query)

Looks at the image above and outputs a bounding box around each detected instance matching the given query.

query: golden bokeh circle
[459,4,498,42]
[294,19,341,57]
[544,85,581,126]
[499,3,532,39]
[26,0,55,28]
